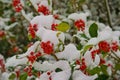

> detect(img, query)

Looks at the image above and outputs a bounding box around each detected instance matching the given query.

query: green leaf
[83,45,93,52]
[101,51,108,58]
[48,0,50,5]
[100,65,108,75]
[77,43,83,50]
[56,22,70,32]
[9,73,16,80]
[115,64,120,70]
[89,23,98,37]
[8,67,14,72]
[87,67,101,75]
[55,68,63,72]
[20,73,28,80]
[95,74,109,80]
[80,34,89,39]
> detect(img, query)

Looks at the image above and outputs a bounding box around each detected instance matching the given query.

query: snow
[30,15,55,29]
[86,38,99,45]
[33,61,71,80]
[55,44,80,61]
[84,51,100,68]
[24,41,40,55]
[98,26,113,41]
[33,60,71,71]
[68,13,87,23]
[36,27,65,47]
[1,72,11,80]
[73,70,98,80]
[5,55,28,67]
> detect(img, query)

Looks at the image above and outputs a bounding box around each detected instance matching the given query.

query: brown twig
[51,54,59,61]
[104,0,113,28]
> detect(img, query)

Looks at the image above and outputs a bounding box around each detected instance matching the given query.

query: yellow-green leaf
[56,22,70,32]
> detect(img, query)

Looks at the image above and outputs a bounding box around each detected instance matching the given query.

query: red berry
[28,24,36,38]
[13,46,19,52]
[47,72,51,75]
[24,67,28,72]
[33,24,38,31]
[15,70,20,78]
[37,72,41,78]
[76,60,80,65]
[0,30,5,37]
[91,49,100,60]
[27,42,33,48]
[99,58,106,65]
[28,72,32,76]
[0,59,5,72]
[53,14,59,19]
[30,52,34,55]
[49,76,52,80]
[35,52,41,57]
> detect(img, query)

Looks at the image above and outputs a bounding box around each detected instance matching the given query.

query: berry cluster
[27,52,41,64]
[111,41,119,52]
[38,5,50,15]
[12,0,23,12]
[76,58,87,71]
[40,41,54,54]
[98,41,119,53]
[51,23,58,31]
[24,65,33,76]
[74,19,85,31]
[91,49,100,60]
[28,24,38,38]
[98,41,111,53]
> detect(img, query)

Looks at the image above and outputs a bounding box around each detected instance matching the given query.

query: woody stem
[51,54,59,61]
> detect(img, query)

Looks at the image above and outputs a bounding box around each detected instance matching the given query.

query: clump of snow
[98,26,113,41]
[1,72,10,80]
[30,15,55,29]
[39,0,52,11]
[68,13,88,23]
[36,27,65,47]
[33,60,71,71]
[73,70,98,80]
[5,55,28,67]
[24,41,40,55]
[55,44,80,61]
[86,38,98,45]
[33,61,71,80]
[84,51,100,68]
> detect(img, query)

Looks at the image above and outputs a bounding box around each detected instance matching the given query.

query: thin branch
[51,54,59,61]
[108,53,119,61]
[113,18,120,26]
[111,51,120,61]
[29,0,39,14]
[104,0,113,28]
[21,10,31,22]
